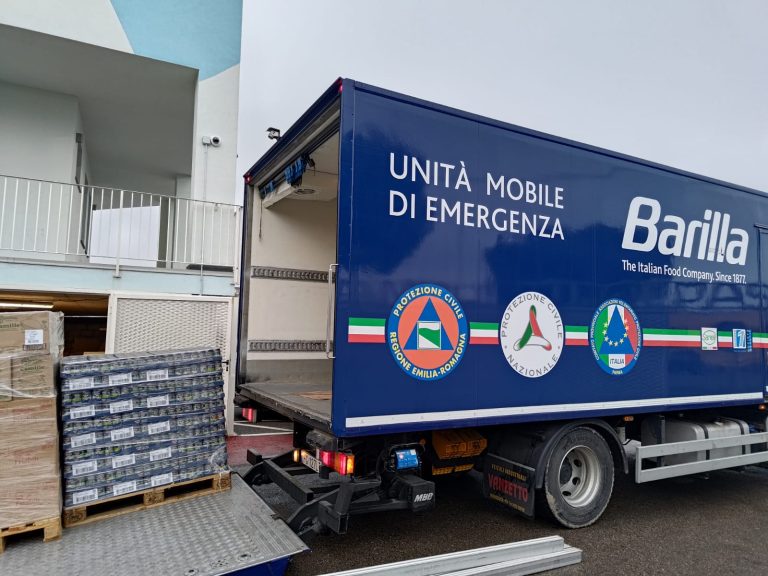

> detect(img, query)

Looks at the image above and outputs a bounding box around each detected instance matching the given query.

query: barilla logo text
[622,197,748,266]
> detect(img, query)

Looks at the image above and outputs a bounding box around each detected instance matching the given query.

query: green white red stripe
[469,322,498,345]
[565,326,588,346]
[348,318,385,343]
[348,317,767,350]
[643,328,700,347]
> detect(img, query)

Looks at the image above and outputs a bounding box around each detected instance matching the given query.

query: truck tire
[538,426,614,528]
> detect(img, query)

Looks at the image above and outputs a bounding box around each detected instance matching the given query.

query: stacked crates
[59,348,227,508]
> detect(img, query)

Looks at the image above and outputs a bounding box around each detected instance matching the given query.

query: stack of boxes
[59,348,227,508]
[0,312,64,528]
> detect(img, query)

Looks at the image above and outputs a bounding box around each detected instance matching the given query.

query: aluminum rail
[318,536,581,576]
[635,431,768,483]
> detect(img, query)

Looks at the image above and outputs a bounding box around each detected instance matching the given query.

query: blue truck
[238,79,768,533]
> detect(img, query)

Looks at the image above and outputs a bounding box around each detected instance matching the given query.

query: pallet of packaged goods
[59,348,229,527]
[0,311,64,554]
[63,471,231,527]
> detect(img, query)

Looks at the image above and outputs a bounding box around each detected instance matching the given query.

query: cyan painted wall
[110,0,242,80]
[0,261,235,296]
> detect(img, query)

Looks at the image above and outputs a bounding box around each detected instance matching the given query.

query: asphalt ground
[247,463,768,576]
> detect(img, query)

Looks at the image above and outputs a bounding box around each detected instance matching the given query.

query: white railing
[0,175,242,275]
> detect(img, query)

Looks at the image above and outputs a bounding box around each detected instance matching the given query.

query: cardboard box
[0,311,64,355]
[0,437,59,480]
[0,398,58,441]
[0,478,61,527]
[0,357,10,402]
[11,354,56,399]
[0,396,61,526]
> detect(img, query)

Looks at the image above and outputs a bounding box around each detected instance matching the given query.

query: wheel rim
[558,444,602,508]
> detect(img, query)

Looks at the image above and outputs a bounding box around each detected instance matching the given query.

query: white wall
[0,81,79,183]
[251,198,337,270]
[248,197,337,350]
[0,0,131,53]
[0,81,84,259]
[193,65,241,206]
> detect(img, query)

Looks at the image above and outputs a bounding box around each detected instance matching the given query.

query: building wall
[0,0,243,205]
[0,0,131,52]
[0,81,87,259]
[0,81,79,183]
[193,65,241,205]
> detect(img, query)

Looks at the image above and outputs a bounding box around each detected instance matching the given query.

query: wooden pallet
[0,516,61,554]
[63,472,231,528]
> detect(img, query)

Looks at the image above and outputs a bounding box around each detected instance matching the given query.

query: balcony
[0,174,242,295]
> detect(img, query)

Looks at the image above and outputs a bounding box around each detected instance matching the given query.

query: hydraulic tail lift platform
[0,475,307,576]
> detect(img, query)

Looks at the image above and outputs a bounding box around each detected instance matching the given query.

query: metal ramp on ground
[0,475,307,576]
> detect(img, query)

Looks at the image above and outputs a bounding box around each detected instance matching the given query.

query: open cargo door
[240,84,341,432]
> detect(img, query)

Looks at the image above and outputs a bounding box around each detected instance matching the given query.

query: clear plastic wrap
[0,388,62,527]
[60,347,228,507]
[0,351,57,402]
[0,334,63,526]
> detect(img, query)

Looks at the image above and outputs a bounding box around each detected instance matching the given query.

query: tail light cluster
[293,448,355,476]
[321,450,355,475]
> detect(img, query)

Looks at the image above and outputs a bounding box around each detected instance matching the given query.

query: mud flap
[483,453,536,518]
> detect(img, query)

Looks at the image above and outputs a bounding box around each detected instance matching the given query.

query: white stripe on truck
[345,392,763,428]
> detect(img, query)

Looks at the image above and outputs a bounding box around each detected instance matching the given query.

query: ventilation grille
[112,298,231,358]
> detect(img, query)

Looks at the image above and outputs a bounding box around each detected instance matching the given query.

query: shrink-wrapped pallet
[0,312,63,528]
[59,348,228,508]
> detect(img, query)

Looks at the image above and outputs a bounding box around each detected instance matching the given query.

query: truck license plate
[301,450,321,473]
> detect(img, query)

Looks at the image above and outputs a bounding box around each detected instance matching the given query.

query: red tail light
[319,450,334,468]
[317,450,354,475]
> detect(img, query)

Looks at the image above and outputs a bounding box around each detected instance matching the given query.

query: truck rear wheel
[539,427,614,528]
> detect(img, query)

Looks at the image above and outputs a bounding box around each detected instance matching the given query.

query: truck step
[63,472,231,527]
[0,516,61,554]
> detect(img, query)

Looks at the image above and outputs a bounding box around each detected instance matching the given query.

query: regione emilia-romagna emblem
[589,299,642,376]
[387,283,468,381]
[500,292,564,378]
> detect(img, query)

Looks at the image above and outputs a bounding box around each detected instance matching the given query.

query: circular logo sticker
[589,299,642,376]
[500,292,564,378]
[387,283,468,381]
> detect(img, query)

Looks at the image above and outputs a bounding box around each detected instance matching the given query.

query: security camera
[267,127,281,141]
[202,135,222,147]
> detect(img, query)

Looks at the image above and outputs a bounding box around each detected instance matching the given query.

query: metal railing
[0,175,242,275]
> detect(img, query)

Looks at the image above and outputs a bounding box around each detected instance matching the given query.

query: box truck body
[240,79,768,532]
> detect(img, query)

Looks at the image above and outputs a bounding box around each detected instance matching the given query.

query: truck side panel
[332,81,766,437]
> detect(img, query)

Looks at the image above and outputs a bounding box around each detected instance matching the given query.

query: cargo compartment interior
[241,107,340,431]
